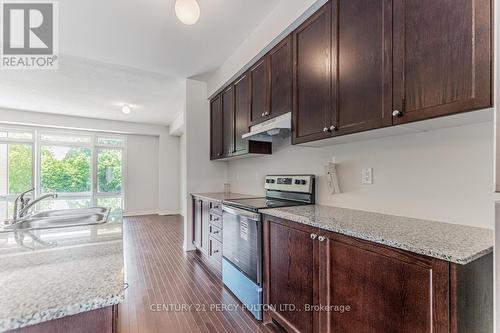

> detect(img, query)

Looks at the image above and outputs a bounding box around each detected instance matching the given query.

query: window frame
[0,126,35,201]
[0,125,126,219]
[94,134,127,210]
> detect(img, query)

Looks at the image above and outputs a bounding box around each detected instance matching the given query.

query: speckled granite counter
[0,211,124,332]
[191,192,259,202]
[261,205,493,265]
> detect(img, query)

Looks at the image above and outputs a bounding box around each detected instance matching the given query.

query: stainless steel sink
[1,207,110,233]
[30,207,108,219]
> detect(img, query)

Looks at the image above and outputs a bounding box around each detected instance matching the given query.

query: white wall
[183,79,228,250]
[158,130,180,215]
[126,135,159,215]
[179,133,187,217]
[228,121,497,229]
[0,108,180,215]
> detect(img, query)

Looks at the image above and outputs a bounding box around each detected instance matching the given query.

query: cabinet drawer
[209,237,222,263]
[209,213,222,229]
[209,224,222,242]
[210,201,222,215]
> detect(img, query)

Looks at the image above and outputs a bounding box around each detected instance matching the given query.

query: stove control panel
[265,175,314,193]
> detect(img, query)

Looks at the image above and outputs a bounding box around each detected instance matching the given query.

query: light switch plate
[362,168,373,185]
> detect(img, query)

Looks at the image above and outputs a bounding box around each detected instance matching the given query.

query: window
[41,146,92,194]
[0,128,34,219]
[0,127,126,220]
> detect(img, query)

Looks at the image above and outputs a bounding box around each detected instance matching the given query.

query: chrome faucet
[13,188,35,220]
[17,193,58,219]
[10,188,58,223]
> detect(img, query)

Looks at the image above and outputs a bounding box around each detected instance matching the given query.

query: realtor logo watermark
[1,1,58,69]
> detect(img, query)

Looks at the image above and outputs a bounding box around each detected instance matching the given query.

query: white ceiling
[0,0,281,125]
[0,56,186,125]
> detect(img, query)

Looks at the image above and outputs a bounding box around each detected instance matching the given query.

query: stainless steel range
[221,174,315,320]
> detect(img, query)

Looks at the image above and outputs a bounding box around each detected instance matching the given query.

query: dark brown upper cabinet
[249,57,269,125]
[221,86,234,156]
[209,75,272,160]
[209,95,222,160]
[233,73,251,154]
[335,0,393,135]
[249,37,293,127]
[292,1,333,144]
[392,0,492,125]
[269,36,293,119]
[211,0,492,150]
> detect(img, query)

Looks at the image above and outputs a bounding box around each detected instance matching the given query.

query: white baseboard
[123,210,158,217]
[158,210,180,216]
[183,241,196,252]
[123,210,181,217]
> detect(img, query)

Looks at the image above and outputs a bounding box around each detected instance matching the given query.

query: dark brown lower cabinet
[200,200,210,252]
[192,198,213,255]
[192,198,202,248]
[192,197,224,272]
[263,220,318,333]
[8,305,118,333]
[263,215,493,333]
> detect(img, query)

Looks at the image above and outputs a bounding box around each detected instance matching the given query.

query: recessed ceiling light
[122,104,132,114]
[175,0,200,25]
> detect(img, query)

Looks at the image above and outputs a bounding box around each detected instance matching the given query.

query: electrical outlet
[362,168,373,185]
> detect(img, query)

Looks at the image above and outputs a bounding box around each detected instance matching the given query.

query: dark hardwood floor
[119,214,276,333]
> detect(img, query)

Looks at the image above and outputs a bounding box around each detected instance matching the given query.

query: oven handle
[222,205,260,221]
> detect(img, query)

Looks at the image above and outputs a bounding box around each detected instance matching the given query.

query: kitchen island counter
[0,211,124,332]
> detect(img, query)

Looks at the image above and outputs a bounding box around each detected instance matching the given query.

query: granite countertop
[0,210,124,332]
[191,192,259,202]
[261,205,493,265]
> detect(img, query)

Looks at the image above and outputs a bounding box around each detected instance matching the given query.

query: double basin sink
[1,207,110,233]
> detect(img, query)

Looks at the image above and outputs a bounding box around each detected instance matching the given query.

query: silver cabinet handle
[392,110,403,117]
[318,236,326,242]
[310,233,318,240]
[261,112,265,117]
[329,125,337,132]
[264,112,269,116]
[323,127,328,132]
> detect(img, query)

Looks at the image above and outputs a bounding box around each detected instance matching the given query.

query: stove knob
[300,180,307,185]
[295,179,301,185]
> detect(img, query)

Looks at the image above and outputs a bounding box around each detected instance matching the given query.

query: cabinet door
[234,73,250,154]
[318,232,449,333]
[200,201,210,253]
[392,0,491,124]
[269,36,292,118]
[221,87,234,156]
[292,1,333,144]
[210,95,222,159]
[249,57,269,125]
[263,217,319,333]
[335,0,392,135]
[192,199,202,248]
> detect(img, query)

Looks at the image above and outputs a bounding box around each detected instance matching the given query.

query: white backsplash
[228,121,498,229]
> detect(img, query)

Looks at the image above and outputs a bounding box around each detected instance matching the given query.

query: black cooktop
[223,197,309,212]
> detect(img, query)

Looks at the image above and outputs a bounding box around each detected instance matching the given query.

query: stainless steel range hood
[242,112,291,142]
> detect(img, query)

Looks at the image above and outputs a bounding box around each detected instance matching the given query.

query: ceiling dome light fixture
[175,0,200,25]
[122,104,132,114]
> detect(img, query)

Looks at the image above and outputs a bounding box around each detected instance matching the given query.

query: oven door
[222,205,261,284]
